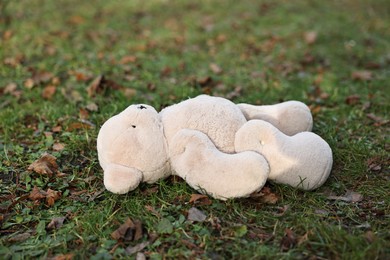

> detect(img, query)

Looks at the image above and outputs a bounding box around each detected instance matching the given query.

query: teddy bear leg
[235,120,333,190]
[169,129,270,200]
[103,163,143,194]
[237,101,313,136]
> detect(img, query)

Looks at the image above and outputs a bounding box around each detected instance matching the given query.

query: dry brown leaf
[297,230,312,245]
[145,205,161,218]
[87,75,122,97]
[189,194,212,206]
[79,108,89,120]
[160,66,172,77]
[42,85,56,99]
[29,186,47,201]
[69,15,85,25]
[364,231,376,244]
[52,126,62,133]
[111,218,144,241]
[46,188,61,206]
[47,254,74,260]
[280,228,297,251]
[187,207,207,222]
[85,102,99,112]
[351,70,373,81]
[327,190,363,203]
[4,82,17,94]
[24,78,35,89]
[120,55,137,64]
[366,113,389,126]
[7,232,31,243]
[67,120,94,131]
[209,63,222,74]
[87,75,103,97]
[52,143,65,152]
[47,216,66,230]
[28,153,59,176]
[345,94,360,105]
[367,157,383,172]
[250,186,279,204]
[304,31,317,45]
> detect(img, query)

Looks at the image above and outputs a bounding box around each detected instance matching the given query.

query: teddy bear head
[97,104,170,191]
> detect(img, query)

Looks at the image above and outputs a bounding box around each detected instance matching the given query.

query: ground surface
[0,0,389,259]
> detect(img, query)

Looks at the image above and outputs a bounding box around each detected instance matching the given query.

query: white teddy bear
[97,95,333,200]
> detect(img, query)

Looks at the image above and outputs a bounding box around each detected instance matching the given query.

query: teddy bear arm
[170,129,270,200]
[103,163,143,194]
[237,101,313,135]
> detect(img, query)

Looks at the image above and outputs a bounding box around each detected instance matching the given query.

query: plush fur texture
[97,95,333,199]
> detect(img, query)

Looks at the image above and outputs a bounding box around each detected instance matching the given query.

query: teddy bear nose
[138,105,147,110]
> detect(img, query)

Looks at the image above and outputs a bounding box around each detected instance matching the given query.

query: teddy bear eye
[132,125,136,128]
[138,105,147,110]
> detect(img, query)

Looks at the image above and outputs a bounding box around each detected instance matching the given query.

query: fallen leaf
[145,205,161,218]
[366,113,389,126]
[364,231,376,244]
[197,76,213,87]
[29,186,47,201]
[42,85,56,99]
[68,15,85,25]
[24,78,35,89]
[367,157,383,172]
[345,94,360,105]
[160,66,172,77]
[351,70,373,81]
[189,194,212,206]
[47,216,66,230]
[4,82,17,94]
[156,218,173,234]
[209,63,222,74]
[141,186,159,196]
[52,143,65,151]
[46,189,61,206]
[120,55,137,64]
[327,190,363,203]
[187,207,207,222]
[7,232,31,243]
[85,102,99,112]
[87,75,104,97]
[297,231,312,245]
[123,88,137,98]
[225,85,243,100]
[250,186,279,204]
[47,254,74,260]
[28,153,59,176]
[304,31,318,45]
[52,126,62,132]
[67,120,95,131]
[79,108,89,120]
[3,30,13,40]
[111,218,143,241]
[87,75,122,97]
[280,228,297,251]
[125,241,150,256]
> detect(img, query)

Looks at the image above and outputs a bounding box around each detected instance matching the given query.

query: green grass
[1,0,389,259]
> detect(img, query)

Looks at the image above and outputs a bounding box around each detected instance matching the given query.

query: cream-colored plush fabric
[97,95,333,199]
[235,120,333,190]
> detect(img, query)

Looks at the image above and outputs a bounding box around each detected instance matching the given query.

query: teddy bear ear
[103,163,143,194]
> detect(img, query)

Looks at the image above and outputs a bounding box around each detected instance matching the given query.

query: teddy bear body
[161,95,247,153]
[97,95,333,199]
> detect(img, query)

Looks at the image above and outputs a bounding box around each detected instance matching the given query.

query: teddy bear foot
[235,120,333,190]
[170,129,270,200]
[238,101,313,136]
[103,163,143,194]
